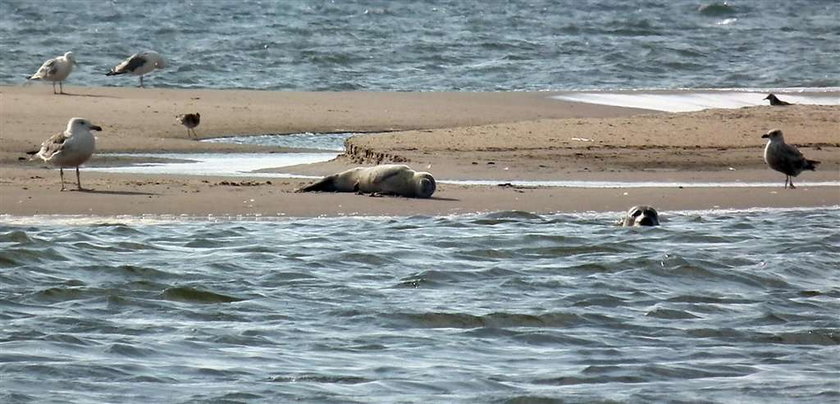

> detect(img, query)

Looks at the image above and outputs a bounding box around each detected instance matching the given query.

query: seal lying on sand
[296,164,437,198]
[618,205,660,227]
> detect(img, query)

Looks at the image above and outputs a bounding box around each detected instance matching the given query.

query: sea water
[1,0,837,90]
[1,208,839,403]
[2,1,839,402]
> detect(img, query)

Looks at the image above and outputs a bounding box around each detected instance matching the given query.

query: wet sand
[1,85,838,217]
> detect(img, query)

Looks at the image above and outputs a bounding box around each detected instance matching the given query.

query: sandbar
[1,85,837,217]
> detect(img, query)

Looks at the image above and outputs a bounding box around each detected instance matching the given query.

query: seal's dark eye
[631,210,642,217]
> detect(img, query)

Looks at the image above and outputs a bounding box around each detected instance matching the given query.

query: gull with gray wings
[28,51,76,94]
[106,51,166,87]
[32,118,103,191]
[762,129,820,189]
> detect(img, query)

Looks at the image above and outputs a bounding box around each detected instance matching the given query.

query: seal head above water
[619,205,660,227]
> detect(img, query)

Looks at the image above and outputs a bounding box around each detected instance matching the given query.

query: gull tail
[105,69,124,76]
[804,159,820,171]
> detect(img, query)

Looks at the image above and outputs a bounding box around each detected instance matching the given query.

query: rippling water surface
[2,208,838,403]
[1,0,837,90]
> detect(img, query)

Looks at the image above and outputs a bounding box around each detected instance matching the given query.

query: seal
[296,164,437,198]
[618,205,660,227]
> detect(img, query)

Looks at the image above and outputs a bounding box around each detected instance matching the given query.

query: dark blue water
[1,208,838,403]
[1,0,838,90]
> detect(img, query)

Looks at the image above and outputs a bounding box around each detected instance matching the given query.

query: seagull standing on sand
[28,51,77,94]
[762,129,820,189]
[106,51,166,87]
[176,112,201,138]
[33,118,103,191]
[764,93,792,106]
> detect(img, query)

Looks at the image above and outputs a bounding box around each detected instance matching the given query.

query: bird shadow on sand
[429,196,459,202]
[56,92,118,98]
[73,189,158,196]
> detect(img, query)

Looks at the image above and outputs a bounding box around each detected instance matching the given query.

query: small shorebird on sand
[762,129,820,189]
[32,118,103,191]
[176,112,201,138]
[106,51,166,87]
[28,51,77,94]
[764,93,792,106]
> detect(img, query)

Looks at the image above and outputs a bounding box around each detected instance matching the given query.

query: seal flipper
[295,174,339,193]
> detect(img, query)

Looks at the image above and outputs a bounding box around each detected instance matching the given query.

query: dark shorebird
[28,51,77,94]
[176,113,201,138]
[106,51,166,87]
[32,118,103,191]
[762,129,820,189]
[764,93,792,106]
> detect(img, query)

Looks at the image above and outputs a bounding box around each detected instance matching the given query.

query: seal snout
[638,215,657,226]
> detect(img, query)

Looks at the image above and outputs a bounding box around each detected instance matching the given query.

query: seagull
[764,93,792,106]
[106,51,166,87]
[28,51,77,94]
[762,129,820,189]
[176,112,201,138]
[32,118,103,191]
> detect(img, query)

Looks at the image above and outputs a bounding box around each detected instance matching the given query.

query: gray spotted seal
[618,205,660,227]
[296,164,436,198]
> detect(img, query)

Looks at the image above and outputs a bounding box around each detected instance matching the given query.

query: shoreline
[1,86,838,217]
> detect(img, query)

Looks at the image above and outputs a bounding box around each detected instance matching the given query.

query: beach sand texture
[1,86,838,216]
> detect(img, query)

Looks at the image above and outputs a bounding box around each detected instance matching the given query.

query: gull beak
[90,125,103,131]
[761,133,769,138]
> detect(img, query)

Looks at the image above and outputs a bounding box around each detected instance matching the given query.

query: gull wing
[31,58,57,79]
[36,132,68,160]
[115,53,147,73]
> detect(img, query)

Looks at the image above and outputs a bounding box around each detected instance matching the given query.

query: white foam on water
[551,88,840,112]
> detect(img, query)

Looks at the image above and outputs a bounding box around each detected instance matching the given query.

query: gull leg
[788,176,796,189]
[76,166,84,191]
[139,75,144,88]
[59,81,64,94]
[59,168,66,191]
[52,82,57,94]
